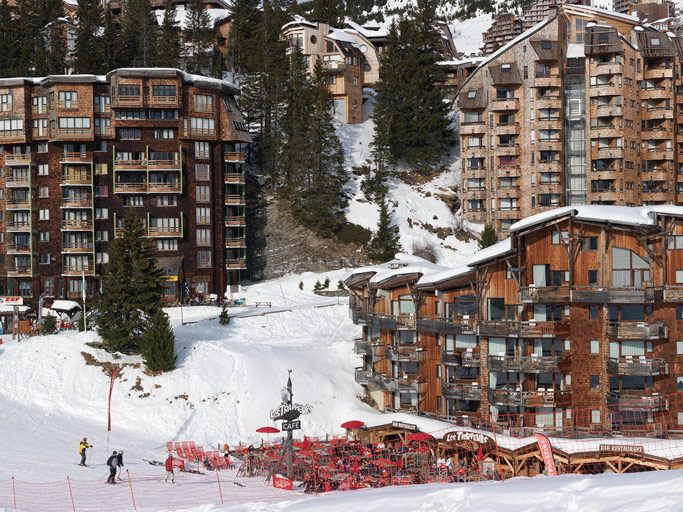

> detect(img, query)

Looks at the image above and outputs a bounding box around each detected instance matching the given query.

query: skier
[165,453,175,483]
[78,437,92,466]
[116,451,124,481]
[106,451,118,484]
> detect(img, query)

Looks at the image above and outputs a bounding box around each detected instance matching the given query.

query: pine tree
[155,0,181,68]
[479,224,498,249]
[184,0,214,74]
[15,0,43,75]
[372,0,453,170]
[97,214,163,353]
[227,0,261,73]
[367,195,400,262]
[312,0,344,26]
[39,0,68,75]
[73,0,103,73]
[0,0,18,77]
[140,309,176,372]
[121,0,158,67]
[100,8,123,72]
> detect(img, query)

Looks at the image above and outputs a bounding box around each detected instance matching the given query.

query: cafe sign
[443,430,495,447]
[270,403,313,422]
[391,421,418,432]
[0,297,23,305]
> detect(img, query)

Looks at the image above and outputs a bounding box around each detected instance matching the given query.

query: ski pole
[88,446,93,466]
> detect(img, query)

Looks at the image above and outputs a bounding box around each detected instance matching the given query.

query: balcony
[417,316,477,335]
[592,147,623,160]
[490,98,519,111]
[61,219,93,231]
[354,368,383,386]
[441,382,481,401]
[321,60,346,73]
[641,127,671,140]
[589,83,620,96]
[538,118,562,130]
[6,220,31,232]
[595,63,622,75]
[477,320,569,338]
[149,94,179,107]
[385,345,426,362]
[225,216,247,227]
[114,94,143,107]
[538,140,562,152]
[114,182,147,193]
[60,152,90,164]
[63,265,94,276]
[354,338,373,356]
[591,126,622,139]
[225,194,246,206]
[489,387,521,406]
[148,225,182,238]
[7,265,32,277]
[225,258,247,269]
[61,197,92,209]
[224,173,246,185]
[4,154,32,166]
[644,149,674,161]
[533,75,561,88]
[640,87,672,100]
[6,243,30,254]
[148,181,181,193]
[608,392,667,412]
[606,321,667,340]
[5,175,30,187]
[147,159,180,171]
[607,356,668,376]
[225,237,247,248]
[382,376,427,394]
[460,122,486,135]
[536,95,561,109]
[114,158,146,170]
[184,127,216,139]
[494,123,520,136]
[0,130,27,144]
[643,67,673,80]
[56,128,93,140]
[5,199,30,210]
[62,242,94,253]
[642,108,673,121]
[494,143,519,157]
[440,349,481,367]
[61,173,92,186]
[572,286,661,303]
[224,152,247,163]
[520,286,571,303]
[488,354,567,373]
[595,104,622,118]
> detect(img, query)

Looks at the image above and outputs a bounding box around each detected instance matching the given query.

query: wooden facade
[347,206,683,435]
[0,69,250,303]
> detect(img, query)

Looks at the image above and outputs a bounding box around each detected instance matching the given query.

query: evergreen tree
[312,0,344,25]
[367,195,400,262]
[40,0,68,75]
[227,0,261,73]
[97,214,162,353]
[121,0,158,67]
[15,0,43,75]
[479,223,498,249]
[73,0,103,74]
[0,0,18,77]
[372,0,453,170]
[184,0,214,74]
[100,8,123,72]
[140,309,176,372]
[155,0,181,68]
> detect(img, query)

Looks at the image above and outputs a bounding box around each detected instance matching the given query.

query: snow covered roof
[327,29,361,46]
[467,238,514,266]
[564,3,640,24]
[50,300,82,312]
[369,255,448,287]
[281,15,317,31]
[106,68,239,93]
[417,265,473,287]
[345,20,388,39]
[510,205,683,233]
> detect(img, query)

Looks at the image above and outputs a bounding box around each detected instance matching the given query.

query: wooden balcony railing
[225,258,247,269]
[607,356,668,376]
[606,321,667,340]
[224,152,247,162]
[61,219,93,230]
[441,382,482,401]
[488,354,566,373]
[148,226,182,237]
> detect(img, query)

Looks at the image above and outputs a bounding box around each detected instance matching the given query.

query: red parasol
[302,436,311,451]
[256,426,280,434]
[340,420,365,429]
[408,432,435,442]
[375,458,397,467]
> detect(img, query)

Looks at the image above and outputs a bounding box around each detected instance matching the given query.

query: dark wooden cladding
[346,208,683,434]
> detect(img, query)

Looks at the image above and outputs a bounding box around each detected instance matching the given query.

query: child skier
[78,437,92,466]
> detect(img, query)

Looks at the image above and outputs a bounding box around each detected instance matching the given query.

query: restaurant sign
[599,444,644,455]
[0,297,23,305]
[390,421,418,432]
[443,431,495,447]
[270,403,313,422]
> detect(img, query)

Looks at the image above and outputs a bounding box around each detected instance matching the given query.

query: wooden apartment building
[460,3,683,234]
[0,68,250,303]
[347,205,683,434]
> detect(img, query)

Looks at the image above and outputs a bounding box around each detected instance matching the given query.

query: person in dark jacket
[116,451,124,481]
[106,451,118,484]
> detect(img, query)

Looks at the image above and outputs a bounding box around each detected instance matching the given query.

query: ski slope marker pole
[11,476,16,510]
[216,469,224,504]
[126,470,137,511]
[66,477,76,512]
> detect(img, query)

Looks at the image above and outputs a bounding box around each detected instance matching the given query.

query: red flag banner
[272,475,293,490]
[107,367,119,432]
[535,433,558,476]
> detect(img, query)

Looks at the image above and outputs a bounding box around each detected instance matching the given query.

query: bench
[255,302,272,308]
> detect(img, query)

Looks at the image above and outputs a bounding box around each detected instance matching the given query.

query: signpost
[269,370,312,481]
[1,297,24,341]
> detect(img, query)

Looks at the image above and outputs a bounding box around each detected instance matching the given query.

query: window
[196,185,210,202]
[38,209,49,221]
[96,252,109,264]
[194,279,209,294]
[33,96,47,113]
[39,232,50,242]
[152,84,176,97]
[37,142,48,153]
[123,196,143,207]
[115,109,146,120]
[118,84,140,96]
[157,195,178,207]
[612,247,650,287]
[678,412,683,426]
[466,90,476,99]
[190,117,215,134]
[94,118,111,135]
[194,94,213,112]
[95,208,108,219]
[590,340,600,354]
[0,118,23,132]
[58,117,90,131]
[195,163,210,181]
[589,304,599,319]
[197,250,212,268]
[94,95,110,113]
[39,253,50,265]
[677,341,683,354]
[195,142,210,159]
[118,128,141,140]
[95,230,109,242]
[33,118,47,136]
[677,270,683,284]
[18,281,32,297]
[196,228,211,246]
[149,109,178,120]
[95,163,108,175]
[588,270,598,285]
[669,235,683,249]
[591,375,599,389]
[38,186,48,198]
[582,236,598,250]
[58,91,78,108]
[154,129,175,139]
[196,207,211,225]
[541,40,552,49]
[551,231,569,245]
[591,410,601,424]
[157,239,178,251]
